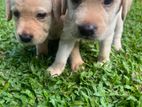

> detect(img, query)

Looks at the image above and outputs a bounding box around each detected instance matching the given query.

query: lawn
[0,0,142,107]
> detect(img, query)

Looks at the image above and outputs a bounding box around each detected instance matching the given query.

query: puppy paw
[114,45,122,51]
[71,59,84,72]
[113,41,122,51]
[98,56,110,63]
[36,43,48,56]
[47,63,65,77]
[36,48,48,56]
[35,49,48,59]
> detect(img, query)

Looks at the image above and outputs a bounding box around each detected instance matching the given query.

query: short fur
[5,0,63,55]
[5,0,79,75]
[48,0,132,76]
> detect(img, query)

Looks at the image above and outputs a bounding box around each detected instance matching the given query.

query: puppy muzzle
[78,24,97,39]
[19,33,33,43]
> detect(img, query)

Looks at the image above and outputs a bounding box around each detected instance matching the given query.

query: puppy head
[6,0,52,45]
[66,0,129,40]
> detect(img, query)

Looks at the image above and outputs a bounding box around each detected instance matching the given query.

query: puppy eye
[103,0,113,5]
[71,0,81,4]
[36,12,47,20]
[13,10,20,18]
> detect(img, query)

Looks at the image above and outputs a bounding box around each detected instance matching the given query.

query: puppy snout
[19,33,33,43]
[78,24,97,36]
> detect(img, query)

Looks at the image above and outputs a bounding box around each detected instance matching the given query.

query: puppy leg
[113,12,124,51]
[48,37,76,76]
[36,39,48,56]
[98,33,114,62]
[70,41,84,71]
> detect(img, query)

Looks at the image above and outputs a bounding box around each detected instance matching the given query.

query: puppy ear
[121,0,132,20]
[5,0,12,21]
[61,0,67,15]
[52,0,67,20]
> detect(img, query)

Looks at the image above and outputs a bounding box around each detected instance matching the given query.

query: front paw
[36,43,48,56]
[71,59,84,72]
[47,63,65,77]
[36,48,48,56]
[113,38,122,51]
[114,42,122,51]
[98,56,110,63]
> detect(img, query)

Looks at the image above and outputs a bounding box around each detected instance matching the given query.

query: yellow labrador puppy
[5,0,64,56]
[48,0,132,76]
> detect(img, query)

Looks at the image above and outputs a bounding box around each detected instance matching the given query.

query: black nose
[78,24,97,36]
[19,33,33,43]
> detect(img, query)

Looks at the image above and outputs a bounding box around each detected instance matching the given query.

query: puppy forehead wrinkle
[75,4,103,21]
[79,0,101,4]
[13,0,52,11]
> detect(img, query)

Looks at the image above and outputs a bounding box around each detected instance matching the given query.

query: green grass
[0,0,142,106]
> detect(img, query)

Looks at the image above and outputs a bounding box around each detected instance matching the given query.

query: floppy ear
[5,0,12,21]
[61,0,67,15]
[121,0,132,20]
[52,0,67,20]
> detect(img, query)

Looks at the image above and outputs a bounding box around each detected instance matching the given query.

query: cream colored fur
[48,0,132,76]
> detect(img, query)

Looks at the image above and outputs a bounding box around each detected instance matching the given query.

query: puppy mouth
[17,39,34,46]
[16,36,47,45]
[77,32,97,40]
[16,30,49,45]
